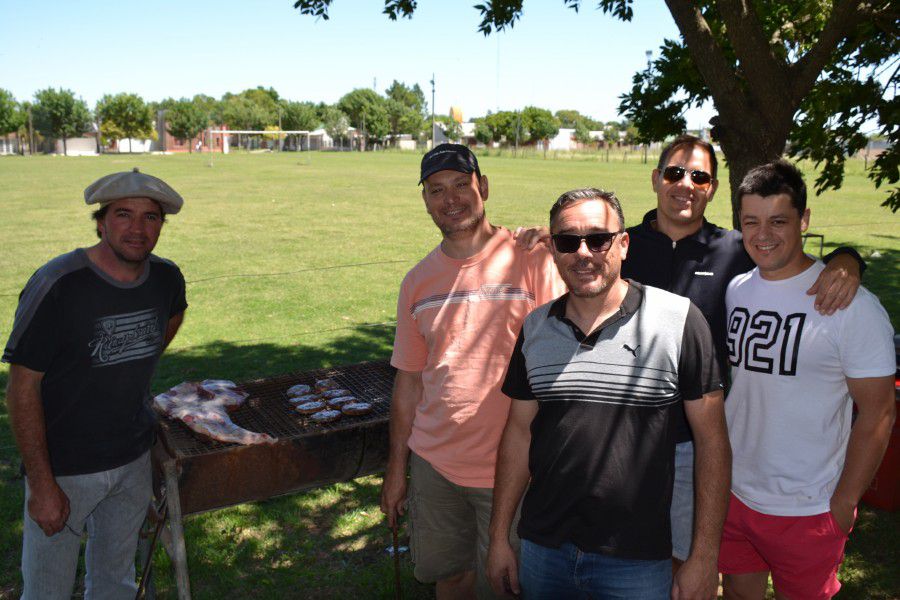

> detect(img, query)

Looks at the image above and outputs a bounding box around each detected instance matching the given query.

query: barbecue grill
[150,359,395,600]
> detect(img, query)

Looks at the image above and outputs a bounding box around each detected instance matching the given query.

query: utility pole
[430,74,435,149]
[514,111,520,157]
[28,106,34,155]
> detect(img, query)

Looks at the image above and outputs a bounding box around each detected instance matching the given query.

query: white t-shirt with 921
[724,260,895,517]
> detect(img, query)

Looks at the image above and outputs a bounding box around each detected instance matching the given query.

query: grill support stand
[163,459,193,600]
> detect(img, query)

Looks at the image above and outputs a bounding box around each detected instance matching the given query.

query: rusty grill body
[154,360,395,516]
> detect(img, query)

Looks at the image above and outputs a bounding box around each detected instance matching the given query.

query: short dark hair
[737,159,807,215]
[91,202,166,239]
[549,188,625,230]
[657,134,718,179]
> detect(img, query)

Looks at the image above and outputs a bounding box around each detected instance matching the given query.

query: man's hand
[671,555,718,600]
[513,226,551,250]
[27,479,70,536]
[806,253,860,315]
[487,539,520,598]
[829,496,856,536]
[380,465,408,529]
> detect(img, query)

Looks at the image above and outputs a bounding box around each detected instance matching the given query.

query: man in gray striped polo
[486,189,731,599]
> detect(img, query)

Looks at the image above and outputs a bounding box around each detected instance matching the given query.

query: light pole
[430,74,436,149]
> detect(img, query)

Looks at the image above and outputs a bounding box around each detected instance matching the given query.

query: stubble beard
[435,207,486,237]
[565,261,620,299]
[106,238,153,266]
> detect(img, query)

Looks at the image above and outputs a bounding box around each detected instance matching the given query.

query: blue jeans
[519,539,671,599]
[21,451,151,600]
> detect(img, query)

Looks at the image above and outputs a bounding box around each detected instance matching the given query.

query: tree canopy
[280,100,319,131]
[555,109,602,131]
[385,80,427,140]
[338,88,389,143]
[0,89,25,136]
[165,99,209,151]
[32,87,92,155]
[95,92,155,151]
[292,0,900,217]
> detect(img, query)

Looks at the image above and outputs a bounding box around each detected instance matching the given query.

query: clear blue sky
[0,0,714,126]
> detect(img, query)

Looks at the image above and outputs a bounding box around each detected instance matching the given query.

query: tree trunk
[714,116,788,229]
[62,137,67,156]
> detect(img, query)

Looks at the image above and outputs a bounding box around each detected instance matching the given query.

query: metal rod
[392,523,402,600]
[163,460,192,600]
[135,494,168,600]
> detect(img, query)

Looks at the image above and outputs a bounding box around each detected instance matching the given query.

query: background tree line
[0,84,637,155]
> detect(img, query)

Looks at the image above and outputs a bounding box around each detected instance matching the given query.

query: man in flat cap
[381,144,565,598]
[3,168,187,599]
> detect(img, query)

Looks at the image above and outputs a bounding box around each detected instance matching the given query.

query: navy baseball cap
[419,143,481,184]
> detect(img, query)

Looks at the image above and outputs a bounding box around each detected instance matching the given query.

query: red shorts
[718,494,850,600]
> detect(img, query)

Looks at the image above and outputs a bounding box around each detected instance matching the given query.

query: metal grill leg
[163,460,192,600]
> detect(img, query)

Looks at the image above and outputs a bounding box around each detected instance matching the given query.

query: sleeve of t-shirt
[501,328,536,400]
[390,277,427,372]
[526,245,565,307]
[837,288,895,378]
[170,266,188,317]
[824,246,867,277]
[2,280,61,372]
[677,302,724,401]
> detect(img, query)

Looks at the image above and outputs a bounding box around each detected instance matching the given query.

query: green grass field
[0,151,897,598]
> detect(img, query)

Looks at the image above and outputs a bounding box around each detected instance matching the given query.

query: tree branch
[790,0,866,105]
[715,0,790,105]
[662,0,770,137]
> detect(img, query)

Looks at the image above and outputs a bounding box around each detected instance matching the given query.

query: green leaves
[165,100,209,145]
[32,88,92,142]
[95,93,155,145]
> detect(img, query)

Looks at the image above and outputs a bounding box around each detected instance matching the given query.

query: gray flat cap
[84,167,184,214]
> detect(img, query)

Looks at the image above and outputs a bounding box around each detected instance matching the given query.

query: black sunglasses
[662,165,713,187]
[551,232,621,254]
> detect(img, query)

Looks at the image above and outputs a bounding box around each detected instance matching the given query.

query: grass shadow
[153,321,397,392]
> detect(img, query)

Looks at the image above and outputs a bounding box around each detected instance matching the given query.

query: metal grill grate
[158,360,395,458]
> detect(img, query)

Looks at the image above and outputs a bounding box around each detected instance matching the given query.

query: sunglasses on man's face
[551,232,621,254]
[662,165,713,187]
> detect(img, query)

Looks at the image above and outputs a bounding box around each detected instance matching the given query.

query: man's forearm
[163,311,185,349]
[691,430,731,559]
[687,394,731,561]
[6,366,54,487]
[489,410,533,543]
[832,382,895,509]
[386,370,422,475]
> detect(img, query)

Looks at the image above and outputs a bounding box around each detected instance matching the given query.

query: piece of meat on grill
[295,400,326,414]
[315,378,340,392]
[310,409,342,423]
[153,380,273,446]
[286,383,313,397]
[319,389,352,399]
[180,411,275,445]
[327,396,356,409]
[288,393,322,405]
[342,402,373,416]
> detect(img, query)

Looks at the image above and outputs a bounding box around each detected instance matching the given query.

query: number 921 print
[726,308,806,376]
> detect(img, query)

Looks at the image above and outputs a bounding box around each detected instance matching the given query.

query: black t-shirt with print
[3,249,187,476]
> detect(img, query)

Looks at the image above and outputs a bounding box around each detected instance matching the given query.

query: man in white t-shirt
[720,160,895,599]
